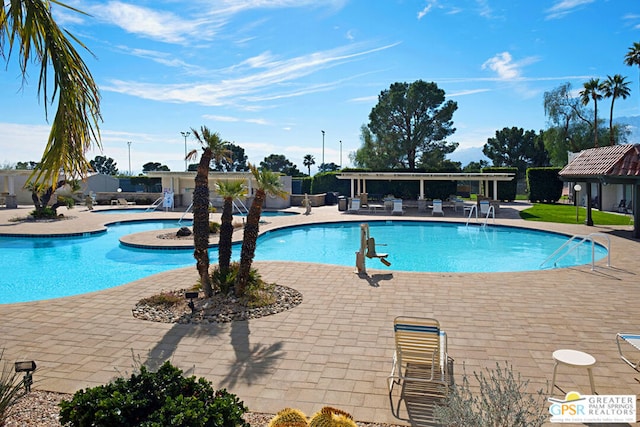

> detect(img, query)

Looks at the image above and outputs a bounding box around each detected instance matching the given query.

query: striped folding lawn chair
[388,317,452,399]
[616,333,640,371]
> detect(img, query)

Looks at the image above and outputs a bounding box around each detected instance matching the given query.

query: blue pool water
[94,209,298,216]
[0,220,606,304]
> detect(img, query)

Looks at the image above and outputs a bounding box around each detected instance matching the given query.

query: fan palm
[624,41,640,100]
[214,179,246,278]
[303,154,315,176]
[1,1,101,187]
[602,74,631,145]
[186,126,231,297]
[235,164,287,297]
[579,78,605,148]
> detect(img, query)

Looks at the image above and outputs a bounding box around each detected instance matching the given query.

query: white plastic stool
[550,349,596,394]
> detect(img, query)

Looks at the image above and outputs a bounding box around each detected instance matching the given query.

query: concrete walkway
[0,203,639,425]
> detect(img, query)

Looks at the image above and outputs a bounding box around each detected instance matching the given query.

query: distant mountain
[616,116,640,143]
[447,146,489,166]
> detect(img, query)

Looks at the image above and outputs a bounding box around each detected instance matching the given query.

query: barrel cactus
[268,407,308,427]
[308,406,357,427]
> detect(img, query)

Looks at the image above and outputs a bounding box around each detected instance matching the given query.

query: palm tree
[579,78,605,148]
[1,1,101,187]
[235,164,287,297]
[303,154,315,176]
[214,179,246,278]
[602,74,631,145]
[624,41,640,101]
[186,127,231,297]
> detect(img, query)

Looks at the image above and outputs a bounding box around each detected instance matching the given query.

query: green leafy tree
[142,162,170,172]
[483,127,549,177]
[214,180,246,279]
[579,78,605,148]
[186,127,231,297]
[90,156,118,175]
[15,161,39,170]
[212,142,248,172]
[462,160,489,173]
[1,1,101,188]
[319,162,340,172]
[303,154,315,176]
[602,74,631,145]
[362,80,458,169]
[235,165,286,297]
[260,154,302,176]
[352,124,403,169]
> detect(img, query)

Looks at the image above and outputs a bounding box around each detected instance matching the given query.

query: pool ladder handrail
[232,197,250,216]
[178,201,215,224]
[145,197,163,212]
[465,204,495,227]
[540,232,611,271]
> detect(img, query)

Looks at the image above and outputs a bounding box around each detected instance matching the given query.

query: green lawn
[520,203,634,225]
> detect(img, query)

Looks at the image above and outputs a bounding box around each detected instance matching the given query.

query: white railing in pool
[465,204,495,226]
[145,197,163,212]
[540,232,611,271]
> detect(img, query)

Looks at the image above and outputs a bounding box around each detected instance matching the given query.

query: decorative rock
[176,226,192,237]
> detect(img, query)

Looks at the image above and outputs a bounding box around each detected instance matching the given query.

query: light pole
[339,140,342,169]
[321,130,325,172]
[127,141,132,175]
[181,131,190,171]
[574,184,582,223]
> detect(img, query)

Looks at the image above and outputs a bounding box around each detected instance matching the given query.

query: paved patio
[0,203,639,425]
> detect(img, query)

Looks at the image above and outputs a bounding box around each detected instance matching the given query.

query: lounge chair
[432,199,444,216]
[479,199,490,215]
[392,199,404,215]
[388,316,451,399]
[117,198,135,206]
[616,333,640,370]
[348,198,361,213]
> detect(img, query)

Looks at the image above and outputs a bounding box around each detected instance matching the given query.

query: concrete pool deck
[0,202,639,425]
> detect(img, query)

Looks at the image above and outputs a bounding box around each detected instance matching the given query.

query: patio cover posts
[337,172,515,199]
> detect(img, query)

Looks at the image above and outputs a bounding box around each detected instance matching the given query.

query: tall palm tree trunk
[218,197,234,276]
[193,153,213,297]
[235,190,265,297]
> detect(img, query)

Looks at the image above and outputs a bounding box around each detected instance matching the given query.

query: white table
[550,349,596,394]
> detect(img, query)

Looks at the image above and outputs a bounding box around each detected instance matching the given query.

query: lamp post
[321,130,325,173]
[574,184,582,223]
[127,141,132,175]
[181,131,191,171]
[339,140,342,169]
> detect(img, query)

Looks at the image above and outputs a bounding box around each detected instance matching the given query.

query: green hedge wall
[527,167,563,202]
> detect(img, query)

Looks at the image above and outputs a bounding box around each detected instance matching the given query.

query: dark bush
[59,361,250,427]
[482,167,518,201]
[527,167,563,202]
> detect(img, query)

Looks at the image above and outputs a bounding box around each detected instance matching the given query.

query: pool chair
[117,198,135,206]
[392,199,404,215]
[616,333,640,370]
[432,199,444,216]
[388,317,452,399]
[479,199,490,215]
[348,198,361,213]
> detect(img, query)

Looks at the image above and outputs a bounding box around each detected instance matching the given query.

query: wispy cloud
[545,0,595,20]
[623,13,640,30]
[417,3,434,20]
[448,88,491,97]
[103,42,400,107]
[481,52,540,80]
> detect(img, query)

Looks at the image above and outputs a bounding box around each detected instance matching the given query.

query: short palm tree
[579,78,605,148]
[235,164,287,297]
[303,154,315,176]
[602,74,631,145]
[1,1,101,187]
[214,179,247,278]
[186,127,231,297]
[623,41,640,100]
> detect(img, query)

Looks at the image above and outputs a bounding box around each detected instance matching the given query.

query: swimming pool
[0,220,606,304]
[94,209,299,216]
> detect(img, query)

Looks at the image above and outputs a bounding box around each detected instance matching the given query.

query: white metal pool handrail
[232,197,249,216]
[145,197,163,212]
[540,232,611,271]
[484,205,495,226]
[465,204,478,226]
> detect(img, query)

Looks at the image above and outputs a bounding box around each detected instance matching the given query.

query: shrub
[29,206,57,219]
[209,221,221,234]
[0,349,28,426]
[138,292,182,308]
[434,362,547,427]
[59,361,250,427]
[211,262,275,307]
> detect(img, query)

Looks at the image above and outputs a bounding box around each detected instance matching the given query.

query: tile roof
[559,144,640,177]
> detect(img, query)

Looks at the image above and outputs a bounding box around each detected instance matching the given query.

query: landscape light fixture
[339,140,342,169]
[185,291,198,314]
[574,184,582,223]
[127,141,132,175]
[181,131,191,171]
[15,360,36,392]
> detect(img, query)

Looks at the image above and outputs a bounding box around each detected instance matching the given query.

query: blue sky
[1,0,640,174]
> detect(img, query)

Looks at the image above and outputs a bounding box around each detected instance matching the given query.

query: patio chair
[479,199,490,215]
[117,198,134,206]
[392,199,404,215]
[348,198,361,213]
[388,316,451,399]
[432,199,444,216]
[616,333,640,371]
